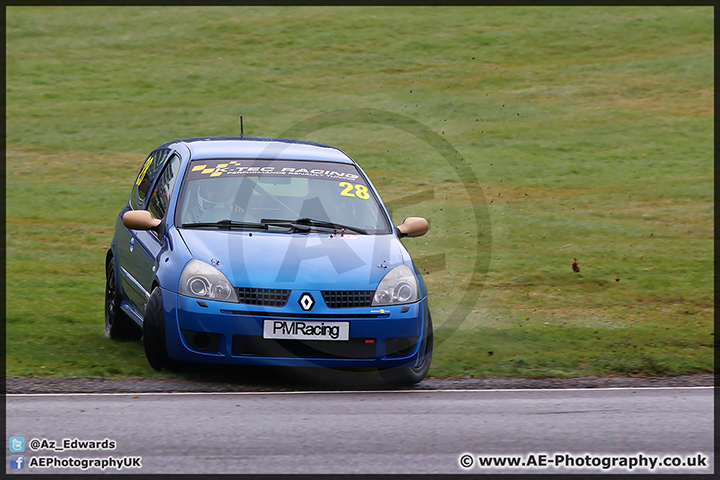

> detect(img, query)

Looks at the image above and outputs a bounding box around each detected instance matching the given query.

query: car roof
[158,136,354,164]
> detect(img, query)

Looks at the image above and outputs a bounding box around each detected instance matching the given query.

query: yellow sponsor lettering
[135,156,154,185]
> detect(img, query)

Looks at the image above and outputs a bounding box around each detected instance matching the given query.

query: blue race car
[105,137,432,385]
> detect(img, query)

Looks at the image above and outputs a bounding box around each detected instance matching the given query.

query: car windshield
[175,159,392,234]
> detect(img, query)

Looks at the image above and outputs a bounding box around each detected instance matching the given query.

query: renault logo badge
[298,293,315,311]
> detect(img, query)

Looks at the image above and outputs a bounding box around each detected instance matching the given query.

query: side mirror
[397,217,428,238]
[123,210,161,230]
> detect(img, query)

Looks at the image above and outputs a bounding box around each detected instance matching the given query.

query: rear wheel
[379,312,433,386]
[105,261,142,341]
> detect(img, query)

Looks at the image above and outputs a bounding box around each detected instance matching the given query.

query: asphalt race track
[6,387,713,474]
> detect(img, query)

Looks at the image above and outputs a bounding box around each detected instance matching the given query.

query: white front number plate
[263,320,349,341]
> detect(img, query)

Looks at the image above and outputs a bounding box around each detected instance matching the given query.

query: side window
[147,154,182,220]
[130,149,170,209]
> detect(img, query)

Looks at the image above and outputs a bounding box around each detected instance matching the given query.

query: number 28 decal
[339,182,370,199]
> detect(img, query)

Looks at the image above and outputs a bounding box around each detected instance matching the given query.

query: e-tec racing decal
[187,159,360,182]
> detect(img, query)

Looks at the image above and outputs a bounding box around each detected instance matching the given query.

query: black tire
[143,287,173,371]
[379,311,433,386]
[105,260,142,341]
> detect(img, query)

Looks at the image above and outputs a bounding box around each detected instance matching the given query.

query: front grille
[322,290,374,308]
[232,335,377,359]
[220,310,385,319]
[235,288,291,307]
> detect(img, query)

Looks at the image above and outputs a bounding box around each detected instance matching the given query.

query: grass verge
[5,6,713,379]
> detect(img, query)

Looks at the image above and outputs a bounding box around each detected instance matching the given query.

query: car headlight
[372,264,419,306]
[179,259,239,303]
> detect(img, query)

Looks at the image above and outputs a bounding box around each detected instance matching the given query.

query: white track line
[6,386,713,397]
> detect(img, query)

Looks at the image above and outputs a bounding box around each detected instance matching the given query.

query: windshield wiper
[260,218,368,235]
[181,219,269,230]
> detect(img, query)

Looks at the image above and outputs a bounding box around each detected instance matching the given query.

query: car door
[130,152,182,313]
[117,150,181,315]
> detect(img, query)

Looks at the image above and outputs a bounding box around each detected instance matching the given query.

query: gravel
[6,371,714,394]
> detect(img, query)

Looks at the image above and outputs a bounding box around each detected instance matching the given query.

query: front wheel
[379,312,433,386]
[143,287,173,371]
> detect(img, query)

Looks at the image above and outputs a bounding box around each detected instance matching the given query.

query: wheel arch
[105,248,114,271]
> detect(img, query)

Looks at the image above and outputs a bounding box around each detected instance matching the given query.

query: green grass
[5,6,714,379]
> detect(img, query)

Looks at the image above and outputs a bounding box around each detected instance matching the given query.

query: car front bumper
[162,289,430,368]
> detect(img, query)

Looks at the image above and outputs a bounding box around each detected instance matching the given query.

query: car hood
[177,229,409,290]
